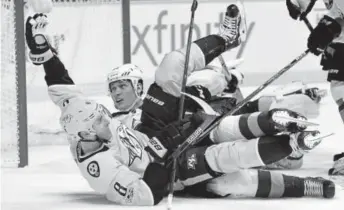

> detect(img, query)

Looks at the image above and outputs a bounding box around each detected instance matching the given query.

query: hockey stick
[167,1,198,209]
[168,49,311,161]
[303,17,314,31]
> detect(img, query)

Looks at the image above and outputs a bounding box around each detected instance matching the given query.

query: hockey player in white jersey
[25,7,336,202]
[107,4,325,171]
[286,0,344,175]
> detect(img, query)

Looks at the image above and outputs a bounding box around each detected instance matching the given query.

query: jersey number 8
[114,182,127,196]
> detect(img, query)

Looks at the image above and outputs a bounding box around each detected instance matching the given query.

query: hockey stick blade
[273,115,319,127]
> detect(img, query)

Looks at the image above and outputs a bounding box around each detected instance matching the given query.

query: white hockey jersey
[48,84,156,205]
[112,109,142,129]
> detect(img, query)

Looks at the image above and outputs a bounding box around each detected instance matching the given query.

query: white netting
[1,0,123,167]
[1,0,20,167]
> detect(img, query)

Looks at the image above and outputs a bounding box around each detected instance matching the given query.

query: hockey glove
[329,152,344,176]
[286,0,317,20]
[308,15,341,55]
[25,13,55,65]
[224,69,244,93]
[152,119,194,150]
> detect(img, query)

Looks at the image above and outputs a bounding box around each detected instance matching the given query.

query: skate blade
[274,115,319,126]
[311,132,335,142]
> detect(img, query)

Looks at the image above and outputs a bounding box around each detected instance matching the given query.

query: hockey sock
[257,135,292,165]
[237,111,280,139]
[236,99,259,114]
[255,171,304,198]
[194,35,227,65]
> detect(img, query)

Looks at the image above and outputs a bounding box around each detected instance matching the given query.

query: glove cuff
[29,48,54,65]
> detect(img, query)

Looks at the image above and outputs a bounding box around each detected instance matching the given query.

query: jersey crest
[117,124,143,166]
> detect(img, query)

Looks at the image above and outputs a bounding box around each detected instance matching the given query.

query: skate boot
[304,177,335,198]
[269,108,308,133]
[218,1,247,49]
[289,130,324,154]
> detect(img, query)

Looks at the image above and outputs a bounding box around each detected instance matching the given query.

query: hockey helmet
[107,63,144,96]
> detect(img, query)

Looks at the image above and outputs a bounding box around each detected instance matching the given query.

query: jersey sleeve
[78,147,155,206]
[42,56,86,111]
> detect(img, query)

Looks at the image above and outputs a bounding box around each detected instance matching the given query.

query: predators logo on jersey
[117,124,143,166]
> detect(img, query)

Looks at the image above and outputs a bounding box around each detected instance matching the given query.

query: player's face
[109,80,137,111]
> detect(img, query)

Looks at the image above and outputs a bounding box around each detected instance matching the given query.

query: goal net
[1,0,123,167]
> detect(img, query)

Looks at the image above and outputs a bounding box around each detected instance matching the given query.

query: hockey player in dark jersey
[286,0,344,176]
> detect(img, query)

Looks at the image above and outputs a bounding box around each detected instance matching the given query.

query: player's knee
[330,80,344,122]
[211,115,242,143]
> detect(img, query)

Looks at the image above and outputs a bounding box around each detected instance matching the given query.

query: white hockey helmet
[59,99,111,141]
[107,63,144,96]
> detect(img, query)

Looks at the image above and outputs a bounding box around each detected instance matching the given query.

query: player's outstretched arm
[25,14,87,110]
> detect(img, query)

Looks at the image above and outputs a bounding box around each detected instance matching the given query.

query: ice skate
[269,108,308,132]
[304,177,335,198]
[289,130,330,153]
[218,1,247,49]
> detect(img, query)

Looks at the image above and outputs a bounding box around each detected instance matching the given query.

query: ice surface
[1,83,344,210]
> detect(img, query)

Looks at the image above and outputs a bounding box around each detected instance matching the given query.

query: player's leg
[321,42,344,122]
[322,43,344,175]
[205,169,335,198]
[239,82,324,117]
[140,2,247,134]
[155,3,246,98]
[211,108,307,143]
[205,130,324,173]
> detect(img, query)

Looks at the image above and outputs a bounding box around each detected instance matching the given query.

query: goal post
[1,0,28,168]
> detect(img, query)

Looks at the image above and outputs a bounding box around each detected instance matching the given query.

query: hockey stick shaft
[167,1,198,209]
[169,49,311,160]
[198,49,311,140]
[177,0,198,121]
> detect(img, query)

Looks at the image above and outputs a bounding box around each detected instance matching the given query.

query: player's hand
[307,16,341,55]
[25,13,54,65]
[225,69,244,93]
[286,0,317,20]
